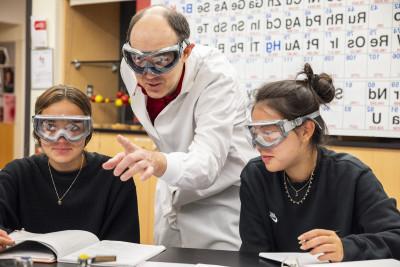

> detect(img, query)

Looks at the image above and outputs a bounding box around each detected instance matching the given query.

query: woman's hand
[298,229,344,262]
[0,229,14,251]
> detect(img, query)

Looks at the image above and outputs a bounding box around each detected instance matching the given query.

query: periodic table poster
[152,0,400,138]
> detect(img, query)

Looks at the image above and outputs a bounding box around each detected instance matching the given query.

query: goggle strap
[33,115,91,121]
[282,110,321,133]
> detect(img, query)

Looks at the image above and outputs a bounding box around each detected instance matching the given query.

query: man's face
[129,14,188,99]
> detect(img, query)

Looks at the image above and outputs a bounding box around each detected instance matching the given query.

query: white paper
[259,252,324,265]
[305,259,400,267]
[31,49,53,89]
[31,17,48,48]
[59,240,166,266]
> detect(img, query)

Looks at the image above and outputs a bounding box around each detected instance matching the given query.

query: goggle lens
[41,120,86,138]
[122,42,187,75]
[249,126,285,149]
[33,115,92,143]
[130,51,176,69]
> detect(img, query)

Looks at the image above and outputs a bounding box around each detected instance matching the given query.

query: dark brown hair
[126,5,190,44]
[34,85,93,145]
[254,63,335,145]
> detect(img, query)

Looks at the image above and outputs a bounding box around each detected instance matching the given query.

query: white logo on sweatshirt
[269,211,278,223]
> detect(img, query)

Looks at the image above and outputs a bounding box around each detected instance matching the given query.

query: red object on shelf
[137,0,150,11]
[3,93,15,123]
[121,95,130,104]
[116,91,124,98]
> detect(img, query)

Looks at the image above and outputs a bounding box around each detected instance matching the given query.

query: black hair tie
[311,74,320,89]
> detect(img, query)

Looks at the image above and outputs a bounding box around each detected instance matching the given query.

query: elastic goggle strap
[33,115,92,143]
[281,110,321,135]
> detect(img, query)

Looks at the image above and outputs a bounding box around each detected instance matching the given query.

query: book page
[259,252,324,265]
[59,240,166,266]
[0,241,56,263]
[1,230,99,261]
[305,259,400,267]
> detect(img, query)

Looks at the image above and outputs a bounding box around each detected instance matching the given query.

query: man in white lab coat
[103,5,257,250]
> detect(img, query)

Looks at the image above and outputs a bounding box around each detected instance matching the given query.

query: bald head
[126,5,190,44]
[142,5,169,16]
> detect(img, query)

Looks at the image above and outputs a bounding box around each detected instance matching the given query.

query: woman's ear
[298,120,316,143]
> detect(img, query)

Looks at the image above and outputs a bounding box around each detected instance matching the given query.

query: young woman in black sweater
[240,64,400,262]
[0,85,140,250]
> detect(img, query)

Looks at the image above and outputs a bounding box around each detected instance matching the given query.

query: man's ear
[182,43,195,60]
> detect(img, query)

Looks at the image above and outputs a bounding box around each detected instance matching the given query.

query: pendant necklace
[48,154,84,205]
[283,168,315,205]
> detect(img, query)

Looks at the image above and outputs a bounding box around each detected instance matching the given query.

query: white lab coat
[120,45,257,250]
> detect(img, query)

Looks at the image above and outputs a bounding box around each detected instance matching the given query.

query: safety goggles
[247,111,321,149]
[122,40,189,75]
[32,115,92,143]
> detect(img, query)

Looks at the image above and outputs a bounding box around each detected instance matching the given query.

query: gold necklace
[286,174,312,197]
[47,154,84,205]
[283,169,315,205]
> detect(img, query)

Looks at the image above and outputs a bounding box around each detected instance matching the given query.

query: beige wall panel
[0,123,14,168]
[329,146,400,207]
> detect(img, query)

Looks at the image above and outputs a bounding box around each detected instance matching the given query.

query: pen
[92,255,117,263]
[78,254,117,266]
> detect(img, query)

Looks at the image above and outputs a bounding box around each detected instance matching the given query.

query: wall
[0,0,25,25]
[0,0,26,159]
[63,2,120,126]
[0,123,14,168]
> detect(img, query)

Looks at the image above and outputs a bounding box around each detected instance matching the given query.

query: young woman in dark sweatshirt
[240,63,400,262]
[0,85,140,249]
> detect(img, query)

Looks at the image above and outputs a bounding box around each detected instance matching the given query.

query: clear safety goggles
[122,40,189,75]
[247,111,321,149]
[32,115,92,143]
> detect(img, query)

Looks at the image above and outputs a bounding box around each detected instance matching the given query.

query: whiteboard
[151,0,400,138]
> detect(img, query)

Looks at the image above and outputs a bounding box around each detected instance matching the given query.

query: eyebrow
[130,42,180,54]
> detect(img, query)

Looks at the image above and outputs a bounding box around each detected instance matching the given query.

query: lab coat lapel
[130,90,161,142]
[121,59,161,142]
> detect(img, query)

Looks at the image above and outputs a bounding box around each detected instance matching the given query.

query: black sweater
[240,146,400,261]
[0,152,140,243]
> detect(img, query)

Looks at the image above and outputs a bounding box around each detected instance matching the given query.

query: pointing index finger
[117,135,140,154]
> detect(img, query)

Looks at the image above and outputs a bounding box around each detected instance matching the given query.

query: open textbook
[0,230,165,266]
